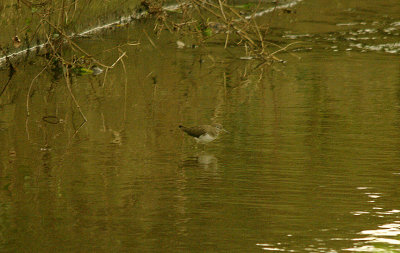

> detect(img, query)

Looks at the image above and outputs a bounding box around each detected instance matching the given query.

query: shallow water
[1,0,400,252]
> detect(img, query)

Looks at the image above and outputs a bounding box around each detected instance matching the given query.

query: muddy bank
[0,0,304,68]
[0,0,142,64]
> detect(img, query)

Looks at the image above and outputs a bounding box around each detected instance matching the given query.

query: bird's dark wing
[179,125,207,138]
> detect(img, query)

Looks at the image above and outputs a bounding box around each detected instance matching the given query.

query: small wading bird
[179,123,227,144]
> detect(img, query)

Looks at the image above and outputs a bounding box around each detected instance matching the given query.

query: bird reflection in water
[181,151,218,171]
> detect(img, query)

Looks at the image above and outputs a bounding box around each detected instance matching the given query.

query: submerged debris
[176,40,185,49]
[91,66,104,76]
[239,56,254,60]
[207,22,227,34]
[139,0,164,15]
[12,36,21,48]
[42,116,61,124]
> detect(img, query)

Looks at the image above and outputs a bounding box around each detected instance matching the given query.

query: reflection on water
[345,223,400,252]
[272,0,400,54]
[344,188,400,252]
[1,0,400,252]
[181,152,219,171]
[197,152,218,169]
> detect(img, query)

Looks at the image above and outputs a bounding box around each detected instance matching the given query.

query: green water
[1,0,400,252]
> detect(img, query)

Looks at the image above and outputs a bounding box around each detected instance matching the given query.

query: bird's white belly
[196,133,216,143]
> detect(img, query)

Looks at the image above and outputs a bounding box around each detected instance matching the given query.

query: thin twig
[224,22,230,49]
[269,41,301,58]
[109,51,127,68]
[264,41,302,59]
[143,29,157,48]
[252,18,265,54]
[43,19,110,68]
[63,66,87,122]
[26,62,52,116]
[25,61,53,140]
[119,49,128,122]
[218,0,227,21]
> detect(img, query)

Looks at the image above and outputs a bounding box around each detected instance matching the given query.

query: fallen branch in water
[159,0,301,61]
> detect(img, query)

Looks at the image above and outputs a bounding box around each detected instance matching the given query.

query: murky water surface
[1,0,400,252]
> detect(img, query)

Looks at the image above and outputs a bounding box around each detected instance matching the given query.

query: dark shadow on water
[0,62,15,98]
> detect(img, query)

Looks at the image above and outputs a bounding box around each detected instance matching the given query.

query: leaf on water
[203,28,212,37]
[79,68,93,75]
[42,116,60,124]
[73,67,93,75]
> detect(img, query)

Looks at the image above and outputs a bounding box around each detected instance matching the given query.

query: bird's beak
[222,128,228,133]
